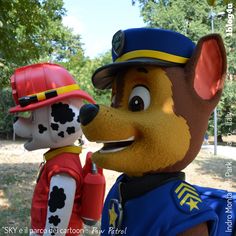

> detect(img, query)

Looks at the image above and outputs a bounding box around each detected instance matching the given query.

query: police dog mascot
[9,63,105,236]
[79,28,236,235]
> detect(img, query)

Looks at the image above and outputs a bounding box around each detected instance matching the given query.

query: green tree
[0,0,65,64]
[0,88,14,138]
[43,30,86,72]
[208,80,236,141]
[0,0,85,88]
[72,51,112,105]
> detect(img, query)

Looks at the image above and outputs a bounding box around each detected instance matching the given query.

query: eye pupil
[129,96,144,111]
[128,85,150,112]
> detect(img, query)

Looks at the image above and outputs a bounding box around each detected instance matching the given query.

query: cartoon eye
[128,86,150,112]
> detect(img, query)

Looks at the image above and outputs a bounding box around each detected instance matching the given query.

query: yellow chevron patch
[174,182,202,212]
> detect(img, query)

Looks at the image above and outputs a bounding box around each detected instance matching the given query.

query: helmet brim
[9,90,95,113]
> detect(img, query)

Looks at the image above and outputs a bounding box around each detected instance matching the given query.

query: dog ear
[185,34,226,100]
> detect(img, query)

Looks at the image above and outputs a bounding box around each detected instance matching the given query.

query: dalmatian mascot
[79,28,236,235]
[9,63,105,236]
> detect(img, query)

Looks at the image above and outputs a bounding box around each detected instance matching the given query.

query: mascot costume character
[9,63,105,236]
[79,28,236,236]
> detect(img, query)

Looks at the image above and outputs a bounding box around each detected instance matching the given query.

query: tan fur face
[81,34,226,177]
[82,66,191,176]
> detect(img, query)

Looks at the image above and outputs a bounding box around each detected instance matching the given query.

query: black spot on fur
[51,123,59,131]
[50,227,57,236]
[77,115,80,123]
[58,131,64,138]
[48,215,61,226]
[48,186,66,213]
[38,124,47,134]
[66,126,75,135]
[51,102,75,124]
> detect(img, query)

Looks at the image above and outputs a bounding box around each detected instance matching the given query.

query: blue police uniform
[102,174,236,236]
[101,174,221,236]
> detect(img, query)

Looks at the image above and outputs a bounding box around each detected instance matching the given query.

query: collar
[120,172,185,204]
[44,145,82,162]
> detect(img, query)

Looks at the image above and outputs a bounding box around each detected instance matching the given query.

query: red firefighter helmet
[9,63,95,113]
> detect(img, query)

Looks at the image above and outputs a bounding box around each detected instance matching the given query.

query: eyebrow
[137,67,148,73]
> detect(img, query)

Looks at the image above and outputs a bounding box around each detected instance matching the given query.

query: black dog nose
[79,104,99,126]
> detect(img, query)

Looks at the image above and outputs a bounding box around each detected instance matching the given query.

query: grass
[0,163,37,235]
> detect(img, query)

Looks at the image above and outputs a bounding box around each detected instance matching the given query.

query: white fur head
[13,98,83,151]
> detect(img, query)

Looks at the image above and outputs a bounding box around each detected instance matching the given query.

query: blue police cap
[92,28,196,89]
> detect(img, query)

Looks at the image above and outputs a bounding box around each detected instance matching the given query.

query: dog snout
[80,104,99,126]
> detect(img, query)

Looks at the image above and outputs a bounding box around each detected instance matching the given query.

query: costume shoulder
[44,146,83,183]
[159,180,218,236]
[195,185,236,236]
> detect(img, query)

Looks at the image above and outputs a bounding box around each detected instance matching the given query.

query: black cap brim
[92,58,182,89]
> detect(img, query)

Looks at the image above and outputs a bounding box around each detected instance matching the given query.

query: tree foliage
[0,0,85,88]
[0,88,14,138]
[71,51,112,105]
[0,0,65,64]
[208,80,236,139]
